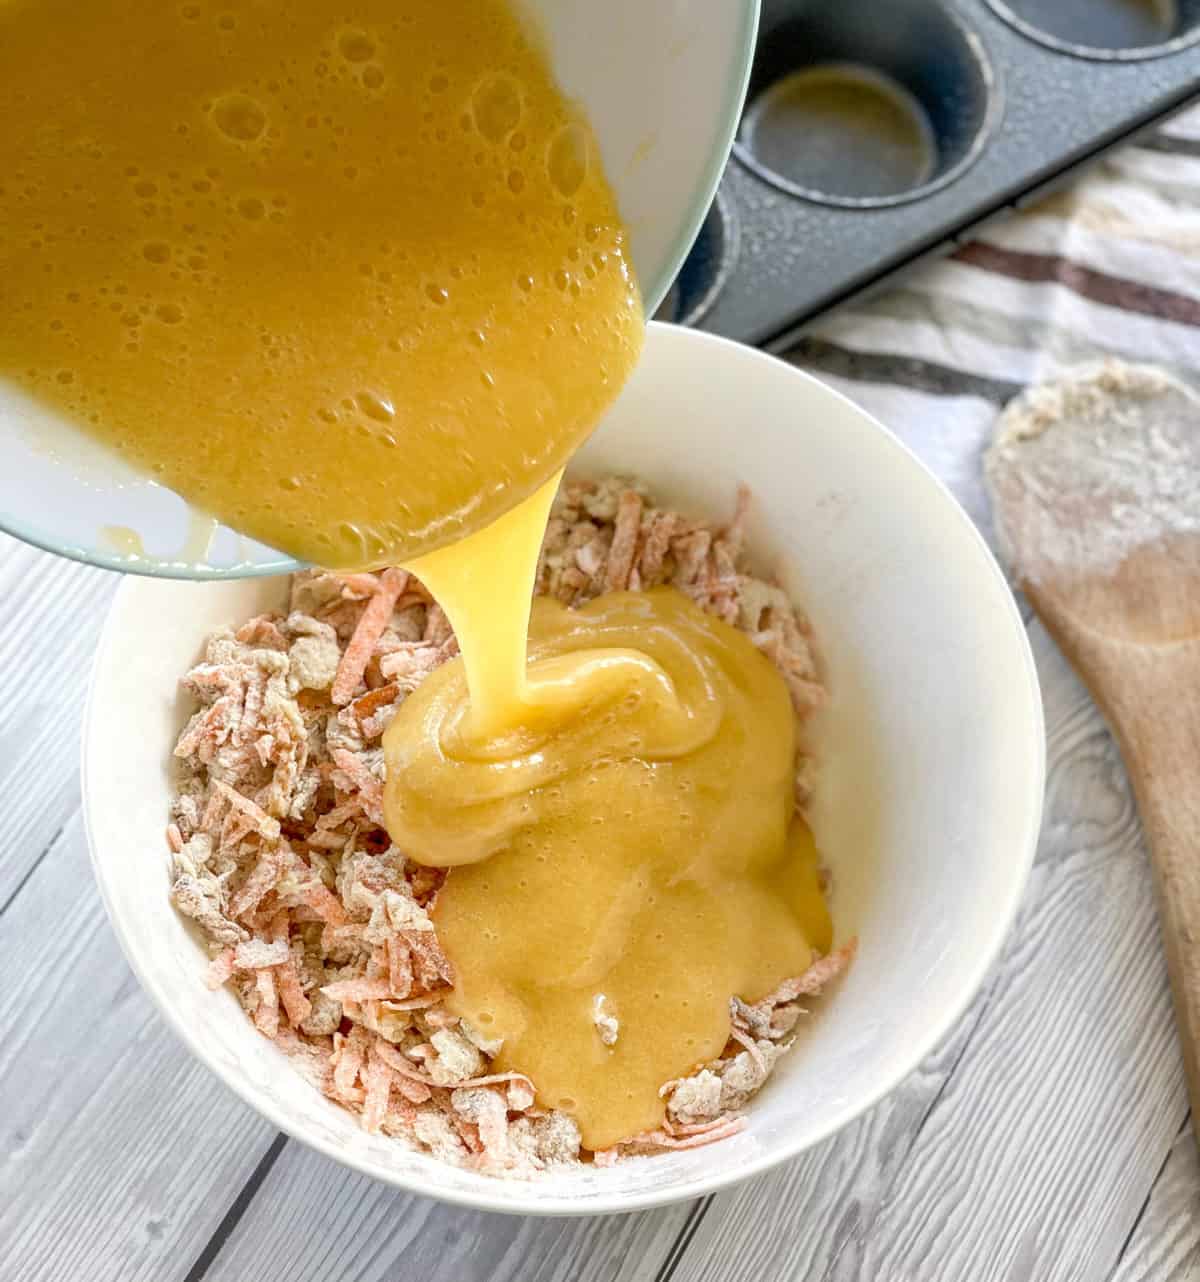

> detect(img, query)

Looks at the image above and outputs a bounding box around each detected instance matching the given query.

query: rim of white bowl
[637,2,759,317]
[82,323,1045,1217]
[0,1,760,585]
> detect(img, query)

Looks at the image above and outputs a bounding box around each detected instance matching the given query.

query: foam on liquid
[0,0,640,567]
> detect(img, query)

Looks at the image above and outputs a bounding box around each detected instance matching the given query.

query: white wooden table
[0,468,1194,1282]
[3,125,1200,1278]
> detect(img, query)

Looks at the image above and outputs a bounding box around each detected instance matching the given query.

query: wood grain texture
[619,986,991,1282]
[0,812,280,1282]
[0,535,1193,1280]
[0,537,116,905]
[1110,1123,1200,1282]
[1081,631,1200,1134]
[667,625,1188,1282]
[202,1139,692,1282]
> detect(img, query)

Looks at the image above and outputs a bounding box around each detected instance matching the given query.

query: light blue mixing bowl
[0,0,759,578]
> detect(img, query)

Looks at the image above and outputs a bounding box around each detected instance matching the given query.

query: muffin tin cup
[732,0,1002,208]
[985,0,1200,61]
[653,190,740,327]
[685,0,1200,348]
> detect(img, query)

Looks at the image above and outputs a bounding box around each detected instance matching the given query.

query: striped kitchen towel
[781,102,1200,556]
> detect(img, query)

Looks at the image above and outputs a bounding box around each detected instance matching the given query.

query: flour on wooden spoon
[985,360,1200,586]
[984,368,1200,1132]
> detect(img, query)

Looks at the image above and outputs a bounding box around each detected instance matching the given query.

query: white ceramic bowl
[84,323,1045,1216]
[0,0,758,579]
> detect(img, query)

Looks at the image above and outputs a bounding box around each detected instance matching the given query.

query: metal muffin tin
[654,0,1200,345]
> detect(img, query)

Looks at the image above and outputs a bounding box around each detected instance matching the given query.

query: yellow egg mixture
[392,485,831,1148]
[0,0,833,1150]
[0,0,639,566]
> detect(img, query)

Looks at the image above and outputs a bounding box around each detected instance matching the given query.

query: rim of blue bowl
[0,0,761,583]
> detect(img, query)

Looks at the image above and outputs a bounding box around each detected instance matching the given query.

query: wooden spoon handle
[1089,646,1200,1121]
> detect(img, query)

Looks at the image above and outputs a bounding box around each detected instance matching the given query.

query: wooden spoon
[986,359,1200,1124]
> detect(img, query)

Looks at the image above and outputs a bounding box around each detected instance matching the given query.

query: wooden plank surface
[0,546,115,905]
[1,522,1195,1282]
[1111,1124,1200,1282]
[0,532,283,1282]
[201,1140,691,1282]
[0,812,280,1282]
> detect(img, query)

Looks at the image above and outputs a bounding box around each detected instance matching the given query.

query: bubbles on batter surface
[354,390,395,423]
[210,94,268,143]
[548,124,588,197]
[336,28,375,63]
[0,0,641,571]
[472,75,522,142]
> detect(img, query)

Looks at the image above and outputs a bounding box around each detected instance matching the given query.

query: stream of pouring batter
[402,472,563,737]
[389,482,833,1149]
